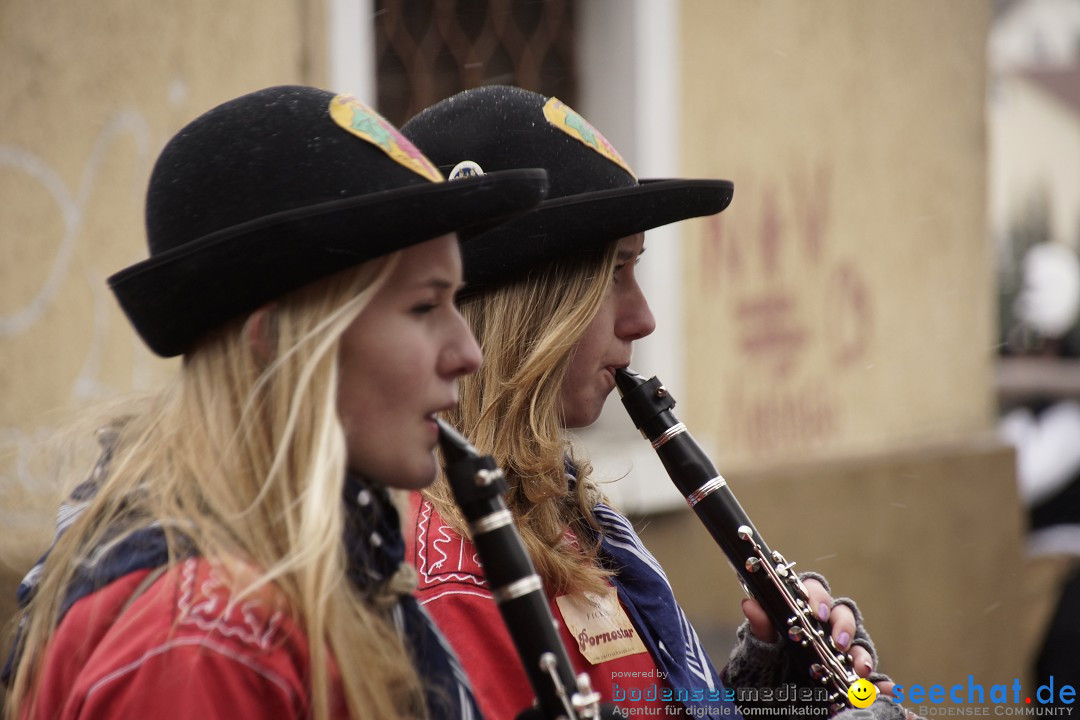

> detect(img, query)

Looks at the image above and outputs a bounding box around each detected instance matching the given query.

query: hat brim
[109,168,548,357]
[460,178,733,293]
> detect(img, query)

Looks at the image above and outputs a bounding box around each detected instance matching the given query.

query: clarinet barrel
[436,419,616,720]
[613,369,859,713]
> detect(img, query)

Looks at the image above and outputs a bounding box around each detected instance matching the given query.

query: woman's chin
[562,408,604,430]
[362,458,437,491]
[393,461,439,491]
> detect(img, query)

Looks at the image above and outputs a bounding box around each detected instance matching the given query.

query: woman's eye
[411,301,438,314]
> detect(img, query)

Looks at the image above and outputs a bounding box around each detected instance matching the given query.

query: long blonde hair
[5,254,430,720]
[427,242,620,595]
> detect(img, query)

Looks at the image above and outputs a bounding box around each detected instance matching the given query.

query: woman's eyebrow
[406,276,470,296]
[408,276,455,290]
[617,246,647,261]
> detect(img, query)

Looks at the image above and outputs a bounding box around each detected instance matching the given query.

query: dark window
[374,0,578,125]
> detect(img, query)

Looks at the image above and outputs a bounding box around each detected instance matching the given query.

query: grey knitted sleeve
[720,571,884,693]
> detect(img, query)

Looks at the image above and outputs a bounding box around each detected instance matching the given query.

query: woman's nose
[444,313,484,378]
[617,282,656,341]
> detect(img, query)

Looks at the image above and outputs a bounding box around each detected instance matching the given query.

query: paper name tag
[555,587,647,664]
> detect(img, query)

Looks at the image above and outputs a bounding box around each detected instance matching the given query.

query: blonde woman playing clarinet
[402,86,901,720]
[3,85,547,720]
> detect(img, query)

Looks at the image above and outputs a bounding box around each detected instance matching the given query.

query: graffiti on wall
[700,161,875,457]
[0,105,160,532]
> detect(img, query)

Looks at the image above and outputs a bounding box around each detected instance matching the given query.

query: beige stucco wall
[648,0,1036,697]
[681,1,995,471]
[0,0,326,635]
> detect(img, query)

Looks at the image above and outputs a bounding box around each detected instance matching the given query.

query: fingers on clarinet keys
[828,640,856,676]
[738,578,756,601]
[786,621,834,649]
[792,574,810,601]
[826,631,855,659]
[788,624,810,645]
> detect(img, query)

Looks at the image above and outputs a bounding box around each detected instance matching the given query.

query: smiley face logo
[847,678,877,708]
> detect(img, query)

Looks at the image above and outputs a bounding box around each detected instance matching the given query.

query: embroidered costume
[7,450,480,720]
[405,487,742,719]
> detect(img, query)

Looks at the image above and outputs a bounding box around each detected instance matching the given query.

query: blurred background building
[990,0,1080,693]
[2,0,1070,705]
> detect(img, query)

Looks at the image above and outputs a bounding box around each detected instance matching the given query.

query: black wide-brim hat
[108,85,548,357]
[401,85,733,293]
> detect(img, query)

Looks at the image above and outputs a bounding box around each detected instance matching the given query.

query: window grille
[374,0,578,126]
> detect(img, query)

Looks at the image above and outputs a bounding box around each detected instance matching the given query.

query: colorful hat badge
[542,97,635,179]
[329,93,444,183]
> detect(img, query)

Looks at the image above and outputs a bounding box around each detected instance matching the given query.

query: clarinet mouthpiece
[613,367,646,397]
[435,417,477,463]
[614,368,675,429]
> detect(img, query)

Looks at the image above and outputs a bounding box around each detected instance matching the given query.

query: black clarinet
[436,419,619,720]
[613,369,859,713]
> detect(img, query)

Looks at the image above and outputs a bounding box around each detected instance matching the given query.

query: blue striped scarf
[591,500,742,719]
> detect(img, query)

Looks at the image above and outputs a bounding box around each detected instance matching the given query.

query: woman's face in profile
[559,233,656,429]
[336,234,482,488]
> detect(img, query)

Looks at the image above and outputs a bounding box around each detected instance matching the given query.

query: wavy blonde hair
[427,242,620,595]
[4,254,431,720]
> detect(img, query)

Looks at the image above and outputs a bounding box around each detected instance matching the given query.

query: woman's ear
[245,305,277,365]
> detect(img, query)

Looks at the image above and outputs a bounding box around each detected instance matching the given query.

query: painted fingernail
[838,631,851,649]
[818,603,829,621]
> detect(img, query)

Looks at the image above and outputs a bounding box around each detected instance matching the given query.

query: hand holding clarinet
[615,368,909,719]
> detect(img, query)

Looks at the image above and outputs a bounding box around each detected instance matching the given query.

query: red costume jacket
[405,493,680,719]
[25,558,344,719]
